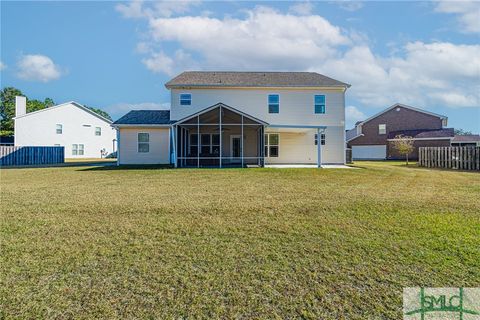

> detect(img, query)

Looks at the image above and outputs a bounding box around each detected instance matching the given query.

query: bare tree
[391,135,415,165]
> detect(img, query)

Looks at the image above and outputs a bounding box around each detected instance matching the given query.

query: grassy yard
[1,162,479,319]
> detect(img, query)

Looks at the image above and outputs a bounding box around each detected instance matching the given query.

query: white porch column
[317,128,322,168]
[172,125,177,168]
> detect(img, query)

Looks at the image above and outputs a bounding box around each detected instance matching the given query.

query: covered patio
[173,103,267,168]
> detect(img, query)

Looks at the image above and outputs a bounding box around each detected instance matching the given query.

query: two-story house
[346,103,453,160]
[14,96,117,158]
[113,71,350,167]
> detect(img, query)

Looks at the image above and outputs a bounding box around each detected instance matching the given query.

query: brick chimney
[15,96,26,117]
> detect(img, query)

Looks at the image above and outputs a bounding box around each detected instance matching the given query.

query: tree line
[0,87,112,136]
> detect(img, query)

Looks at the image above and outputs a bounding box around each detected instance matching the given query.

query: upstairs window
[56,124,63,134]
[180,93,191,106]
[138,133,150,153]
[314,133,326,145]
[378,124,386,135]
[268,94,279,114]
[264,133,279,157]
[95,127,101,136]
[314,95,326,114]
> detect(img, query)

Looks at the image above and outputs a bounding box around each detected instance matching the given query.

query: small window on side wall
[378,124,386,135]
[180,94,191,106]
[95,127,101,136]
[314,133,326,145]
[268,95,279,114]
[314,95,326,114]
[264,133,279,157]
[72,144,84,155]
[56,124,63,134]
[138,133,150,153]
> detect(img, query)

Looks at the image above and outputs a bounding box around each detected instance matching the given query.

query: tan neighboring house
[113,71,350,167]
[346,103,453,160]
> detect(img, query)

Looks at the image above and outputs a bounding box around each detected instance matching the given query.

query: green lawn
[1,162,479,319]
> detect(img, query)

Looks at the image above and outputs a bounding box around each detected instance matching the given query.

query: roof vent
[396,107,401,111]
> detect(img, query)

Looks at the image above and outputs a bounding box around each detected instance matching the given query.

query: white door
[230,135,242,163]
[352,145,386,160]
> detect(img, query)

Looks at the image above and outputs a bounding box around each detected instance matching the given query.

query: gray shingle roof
[387,128,454,139]
[113,110,172,125]
[165,71,350,88]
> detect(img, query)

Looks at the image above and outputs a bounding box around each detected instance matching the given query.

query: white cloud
[142,51,175,75]
[142,49,197,76]
[289,2,314,15]
[119,4,480,110]
[435,0,480,33]
[345,105,366,125]
[16,54,62,82]
[321,42,480,108]
[0,61,6,70]
[335,1,364,12]
[145,6,349,73]
[116,0,200,19]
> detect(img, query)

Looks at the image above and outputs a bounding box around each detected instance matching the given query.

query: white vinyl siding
[14,102,115,158]
[118,128,170,165]
[170,88,345,127]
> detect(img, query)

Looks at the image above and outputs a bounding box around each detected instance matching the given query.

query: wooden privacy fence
[419,147,480,171]
[0,146,64,166]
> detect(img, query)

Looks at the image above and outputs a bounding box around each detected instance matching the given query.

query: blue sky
[1,1,479,132]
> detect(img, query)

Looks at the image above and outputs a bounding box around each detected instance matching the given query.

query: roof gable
[357,103,447,127]
[13,101,113,124]
[174,102,269,125]
[166,71,350,89]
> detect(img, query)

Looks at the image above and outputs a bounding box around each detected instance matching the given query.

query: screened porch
[174,103,267,168]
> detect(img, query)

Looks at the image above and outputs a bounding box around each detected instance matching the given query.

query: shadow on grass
[78,164,174,171]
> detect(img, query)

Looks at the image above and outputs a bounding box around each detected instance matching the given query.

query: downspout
[116,127,120,166]
[317,127,322,168]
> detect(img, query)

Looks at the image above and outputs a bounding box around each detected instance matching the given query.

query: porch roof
[173,102,269,125]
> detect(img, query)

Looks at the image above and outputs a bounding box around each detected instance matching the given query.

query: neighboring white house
[14,96,116,158]
[113,71,350,167]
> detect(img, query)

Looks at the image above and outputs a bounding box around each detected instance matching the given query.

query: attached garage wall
[352,145,386,160]
[118,127,170,165]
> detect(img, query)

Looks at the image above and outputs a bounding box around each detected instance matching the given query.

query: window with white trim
[95,127,101,136]
[200,133,220,155]
[56,124,62,134]
[138,133,149,153]
[72,144,84,155]
[378,124,386,135]
[268,94,279,113]
[180,93,191,106]
[264,133,279,157]
[314,95,326,114]
[314,133,326,145]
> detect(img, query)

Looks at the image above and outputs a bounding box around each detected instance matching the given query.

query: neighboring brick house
[346,103,452,160]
